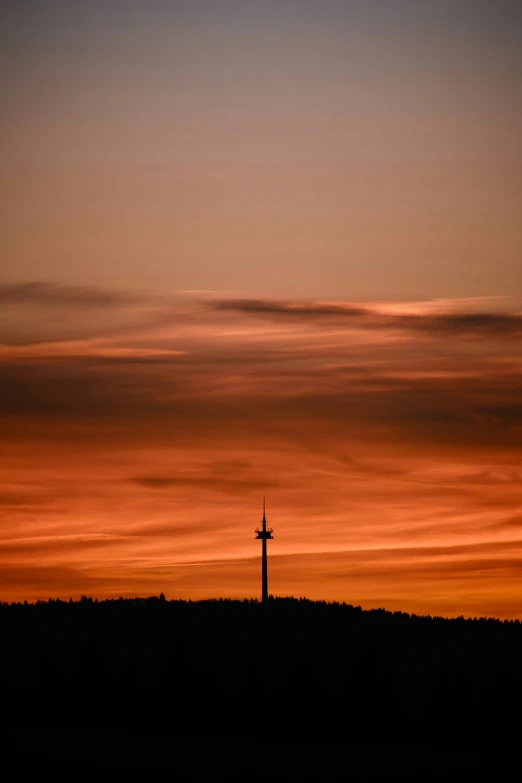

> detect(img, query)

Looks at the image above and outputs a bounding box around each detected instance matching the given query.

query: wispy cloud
[0,338,187,361]
[211,297,522,337]
[0,281,145,308]
[131,475,278,494]
[0,281,163,347]
[212,298,369,318]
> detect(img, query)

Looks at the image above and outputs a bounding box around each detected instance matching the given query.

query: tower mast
[255,496,273,603]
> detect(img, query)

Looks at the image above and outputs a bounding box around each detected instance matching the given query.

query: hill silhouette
[2,596,520,773]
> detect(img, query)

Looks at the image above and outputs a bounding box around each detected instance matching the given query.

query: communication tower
[255,497,273,603]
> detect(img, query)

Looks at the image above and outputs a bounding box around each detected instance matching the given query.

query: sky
[1,1,521,617]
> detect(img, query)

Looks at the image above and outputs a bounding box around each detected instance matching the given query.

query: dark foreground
[2,596,520,774]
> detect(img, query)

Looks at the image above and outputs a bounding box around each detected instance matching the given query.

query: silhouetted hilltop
[2,596,521,749]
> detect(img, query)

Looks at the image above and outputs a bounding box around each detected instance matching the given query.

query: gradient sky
[1,1,521,617]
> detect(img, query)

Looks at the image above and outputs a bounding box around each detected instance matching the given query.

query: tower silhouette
[255,497,273,603]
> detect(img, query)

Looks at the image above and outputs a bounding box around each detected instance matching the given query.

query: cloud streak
[132,475,278,493]
[0,281,146,308]
[211,298,522,337]
[212,298,369,319]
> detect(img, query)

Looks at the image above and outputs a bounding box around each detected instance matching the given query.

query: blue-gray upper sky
[2,0,521,298]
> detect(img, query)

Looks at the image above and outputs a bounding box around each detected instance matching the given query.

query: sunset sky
[2,1,521,617]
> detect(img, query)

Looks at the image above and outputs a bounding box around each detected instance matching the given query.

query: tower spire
[255,497,273,603]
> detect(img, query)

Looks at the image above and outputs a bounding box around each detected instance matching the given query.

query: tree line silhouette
[2,596,521,747]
